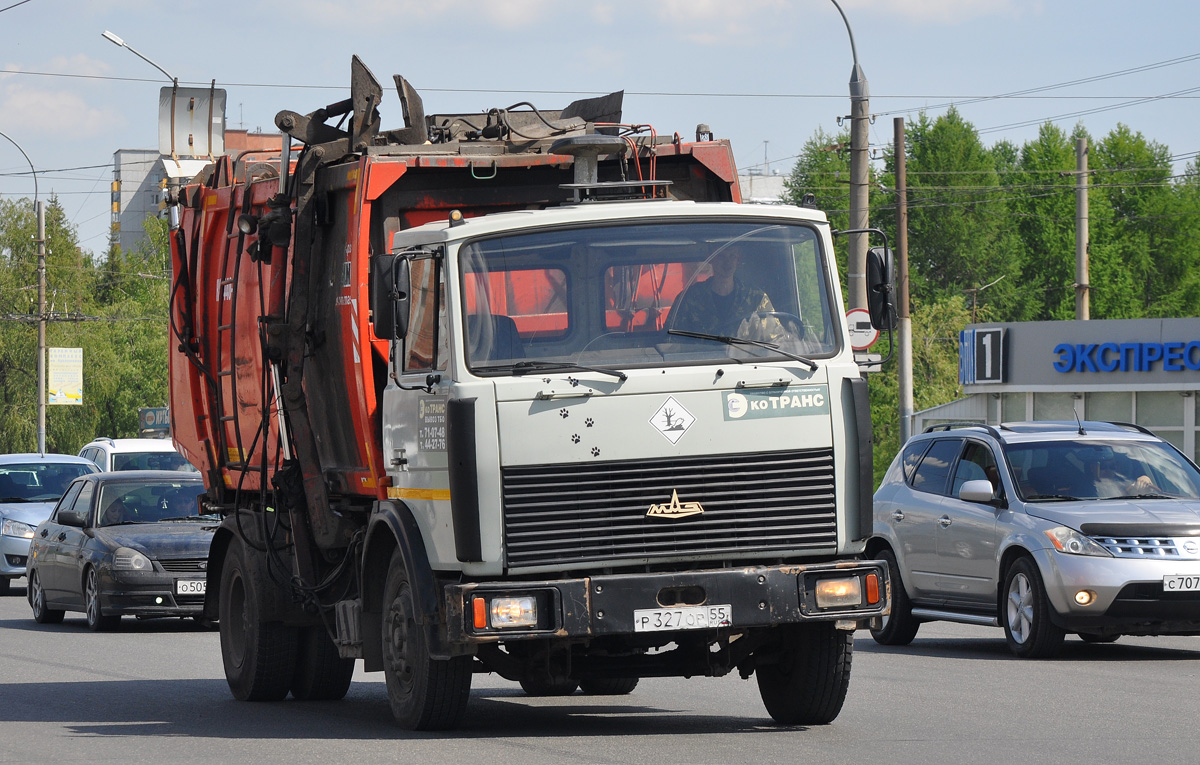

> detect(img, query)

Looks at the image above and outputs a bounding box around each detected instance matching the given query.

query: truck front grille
[502,448,837,568]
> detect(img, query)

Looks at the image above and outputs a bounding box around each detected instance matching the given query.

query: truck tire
[219,536,298,701]
[756,623,853,725]
[578,677,639,695]
[290,624,355,701]
[870,549,920,646]
[518,676,578,696]
[381,550,471,730]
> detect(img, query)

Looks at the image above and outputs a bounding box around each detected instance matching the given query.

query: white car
[78,438,198,473]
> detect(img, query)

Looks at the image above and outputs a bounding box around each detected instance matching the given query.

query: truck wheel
[219,537,298,701]
[291,624,355,701]
[756,623,853,725]
[1002,557,1065,659]
[381,550,471,730]
[578,677,638,695]
[29,570,64,624]
[518,676,578,696]
[870,549,920,646]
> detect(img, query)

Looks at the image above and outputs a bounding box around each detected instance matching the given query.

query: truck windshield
[459,220,839,372]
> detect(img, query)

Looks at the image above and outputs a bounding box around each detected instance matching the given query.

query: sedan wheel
[1002,557,1064,659]
[29,570,64,624]
[85,567,120,632]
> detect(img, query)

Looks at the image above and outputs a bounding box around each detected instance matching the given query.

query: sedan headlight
[1044,527,1112,557]
[1,518,35,539]
[113,547,153,571]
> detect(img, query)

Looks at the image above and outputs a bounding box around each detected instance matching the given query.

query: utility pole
[36,201,46,454]
[830,0,871,310]
[894,118,913,443]
[1075,137,1089,320]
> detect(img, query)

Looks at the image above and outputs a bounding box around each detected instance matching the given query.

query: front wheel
[219,537,298,700]
[756,623,853,725]
[29,570,64,624]
[870,549,920,646]
[381,550,471,730]
[1002,557,1065,659]
[85,567,120,632]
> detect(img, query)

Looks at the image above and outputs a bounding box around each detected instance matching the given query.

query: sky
[2,0,1199,257]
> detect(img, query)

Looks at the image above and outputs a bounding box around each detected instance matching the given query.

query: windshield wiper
[482,360,627,381]
[0,496,30,503]
[1025,494,1081,501]
[667,330,818,371]
[158,515,208,522]
[1108,493,1175,500]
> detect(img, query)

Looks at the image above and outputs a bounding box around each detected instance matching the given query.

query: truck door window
[404,257,447,372]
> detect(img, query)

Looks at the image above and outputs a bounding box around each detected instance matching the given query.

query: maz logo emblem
[647,490,704,520]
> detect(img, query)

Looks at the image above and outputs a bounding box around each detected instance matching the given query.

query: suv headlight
[1,518,35,539]
[113,547,153,571]
[1044,527,1112,557]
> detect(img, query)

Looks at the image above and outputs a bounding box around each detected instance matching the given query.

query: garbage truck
[167,57,894,730]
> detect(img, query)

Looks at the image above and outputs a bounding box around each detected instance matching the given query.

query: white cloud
[0,81,124,138]
[837,0,1038,24]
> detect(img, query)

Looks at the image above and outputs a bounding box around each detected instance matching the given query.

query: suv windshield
[1007,439,1200,501]
[458,220,839,372]
[112,451,199,472]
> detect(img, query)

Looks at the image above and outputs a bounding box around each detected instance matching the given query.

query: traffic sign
[846,308,879,351]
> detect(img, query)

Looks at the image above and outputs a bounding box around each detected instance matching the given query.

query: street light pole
[0,130,45,453]
[829,0,870,311]
[101,30,177,84]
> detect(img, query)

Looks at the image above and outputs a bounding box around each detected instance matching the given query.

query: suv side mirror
[370,254,411,339]
[866,246,896,332]
[958,479,997,504]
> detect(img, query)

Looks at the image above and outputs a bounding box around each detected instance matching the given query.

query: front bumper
[447,560,887,643]
[1035,548,1200,634]
[101,569,206,618]
[0,534,32,577]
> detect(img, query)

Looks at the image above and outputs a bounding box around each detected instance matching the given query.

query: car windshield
[0,463,95,502]
[112,451,199,472]
[456,220,840,373]
[96,481,207,526]
[1007,439,1200,501]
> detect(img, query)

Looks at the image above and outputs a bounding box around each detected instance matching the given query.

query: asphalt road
[2,575,1199,765]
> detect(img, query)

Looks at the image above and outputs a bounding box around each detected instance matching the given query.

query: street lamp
[101,30,177,84]
[829,0,870,311]
[0,130,47,453]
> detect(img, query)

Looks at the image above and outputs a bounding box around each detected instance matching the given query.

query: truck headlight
[1,518,35,539]
[815,577,863,608]
[488,596,538,628]
[1044,527,1112,557]
[113,547,152,571]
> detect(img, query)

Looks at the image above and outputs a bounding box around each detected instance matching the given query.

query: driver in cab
[669,244,783,342]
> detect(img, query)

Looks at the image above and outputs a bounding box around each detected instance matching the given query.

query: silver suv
[869,421,1200,658]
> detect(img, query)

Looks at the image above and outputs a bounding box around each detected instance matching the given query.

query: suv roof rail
[1107,421,1157,436]
[923,422,1000,438]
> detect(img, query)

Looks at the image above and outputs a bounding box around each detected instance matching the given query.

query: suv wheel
[1002,557,1064,659]
[870,548,919,646]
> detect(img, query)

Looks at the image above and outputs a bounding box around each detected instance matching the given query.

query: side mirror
[58,510,86,528]
[866,246,897,332]
[958,479,997,504]
[370,254,411,339]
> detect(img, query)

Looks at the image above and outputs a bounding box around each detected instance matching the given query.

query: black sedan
[27,471,216,630]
